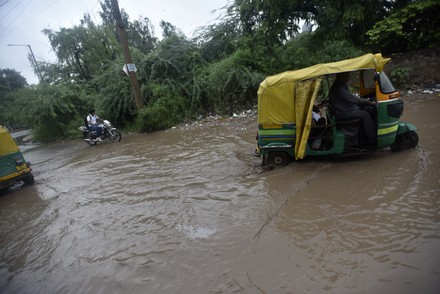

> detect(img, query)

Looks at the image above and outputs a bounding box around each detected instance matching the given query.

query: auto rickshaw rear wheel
[390,131,419,151]
[267,151,290,166]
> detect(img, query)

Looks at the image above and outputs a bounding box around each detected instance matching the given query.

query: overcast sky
[0,0,229,85]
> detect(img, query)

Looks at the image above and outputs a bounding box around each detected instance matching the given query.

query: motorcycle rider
[86,109,103,141]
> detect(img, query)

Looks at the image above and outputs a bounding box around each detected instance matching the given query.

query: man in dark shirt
[329,72,376,146]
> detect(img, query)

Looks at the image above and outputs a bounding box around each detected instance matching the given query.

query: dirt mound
[387,49,440,89]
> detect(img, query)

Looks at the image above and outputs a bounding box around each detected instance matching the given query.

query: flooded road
[1,94,439,294]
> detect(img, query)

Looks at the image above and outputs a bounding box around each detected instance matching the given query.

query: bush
[390,67,411,87]
[136,83,190,132]
[202,50,264,115]
[135,104,173,132]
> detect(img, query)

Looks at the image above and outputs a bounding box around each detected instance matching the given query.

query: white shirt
[87,114,99,126]
[312,111,321,121]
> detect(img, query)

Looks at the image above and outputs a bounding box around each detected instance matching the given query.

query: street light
[7,44,43,82]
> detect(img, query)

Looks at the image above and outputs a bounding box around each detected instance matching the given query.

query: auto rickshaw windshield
[379,72,396,94]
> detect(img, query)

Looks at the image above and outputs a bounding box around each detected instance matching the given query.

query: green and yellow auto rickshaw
[0,125,34,191]
[256,53,418,166]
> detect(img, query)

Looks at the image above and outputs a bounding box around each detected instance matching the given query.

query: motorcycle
[79,120,121,146]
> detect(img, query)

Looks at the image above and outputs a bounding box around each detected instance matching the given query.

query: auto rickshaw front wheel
[390,131,419,151]
[267,151,290,167]
[23,172,35,185]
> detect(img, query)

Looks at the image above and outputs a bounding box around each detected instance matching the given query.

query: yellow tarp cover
[257,53,390,159]
[0,126,20,155]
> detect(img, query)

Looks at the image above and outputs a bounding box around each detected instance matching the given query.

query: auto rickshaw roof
[257,53,390,159]
[0,126,20,155]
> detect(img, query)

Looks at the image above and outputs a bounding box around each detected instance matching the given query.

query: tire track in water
[252,162,334,240]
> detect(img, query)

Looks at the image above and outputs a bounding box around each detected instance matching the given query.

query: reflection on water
[1,100,439,293]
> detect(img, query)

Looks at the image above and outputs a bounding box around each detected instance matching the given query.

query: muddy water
[1,95,439,294]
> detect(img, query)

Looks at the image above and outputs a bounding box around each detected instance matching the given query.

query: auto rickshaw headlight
[14,156,24,166]
[389,92,400,99]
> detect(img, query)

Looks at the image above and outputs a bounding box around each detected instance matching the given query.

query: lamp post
[7,44,42,82]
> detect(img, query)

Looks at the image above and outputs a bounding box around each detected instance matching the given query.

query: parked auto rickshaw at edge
[255,53,419,166]
[0,125,34,191]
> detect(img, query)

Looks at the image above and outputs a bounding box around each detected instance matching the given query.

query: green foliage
[136,81,191,132]
[135,104,172,132]
[0,69,28,92]
[27,84,83,141]
[314,40,365,63]
[229,0,308,45]
[366,0,440,53]
[5,0,438,141]
[140,33,205,117]
[196,22,239,62]
[135,105,166,132]
[127,17,157,54]
[42,14,119,83]
[311,0,394,47]
[0,89,32,127]
[275,34,365,72]
[390,67,411,87]
[0,69,29,125]
[92,59,136,128]
[201,49,264,115]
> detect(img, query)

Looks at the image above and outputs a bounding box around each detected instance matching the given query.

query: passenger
[87,109,103,141]
[329,72,376,147]
[311,105,326,150]
[312,105,326,125]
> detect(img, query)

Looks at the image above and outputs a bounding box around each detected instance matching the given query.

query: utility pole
[7,44,43,83]
[110,0,144,110]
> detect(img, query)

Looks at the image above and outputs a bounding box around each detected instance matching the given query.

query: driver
[329,72,376,148]
[87,109,103,141]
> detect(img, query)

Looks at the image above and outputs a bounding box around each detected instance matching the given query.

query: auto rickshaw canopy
[0,126,20,155]
[257,53,390,159]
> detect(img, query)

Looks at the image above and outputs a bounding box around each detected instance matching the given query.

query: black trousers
[336,109,375,140]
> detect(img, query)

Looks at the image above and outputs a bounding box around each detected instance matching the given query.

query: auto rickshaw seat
[327,104,362,147]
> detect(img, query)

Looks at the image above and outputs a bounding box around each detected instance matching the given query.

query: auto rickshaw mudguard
[0,126,34,190]
[396,121,417,135]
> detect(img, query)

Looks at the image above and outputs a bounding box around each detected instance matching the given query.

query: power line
[0,0,63,38]
[0,0,26,21]
[0,0,32,36]
[0,0,10,8]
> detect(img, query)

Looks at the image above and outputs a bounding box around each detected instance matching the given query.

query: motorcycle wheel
[109,130,121,142]
[83,132,97,146]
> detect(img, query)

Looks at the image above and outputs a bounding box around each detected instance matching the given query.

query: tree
[99,0,157,54]
[42,14,119,83]
[227,0,311,46]
[0,69,28,93]
[140,33,202,107]
[196,21,240,62]
[26,84,83,141]
[226,0,437,52]
[159,20,183,38]
[309,0,398,47]
[127,17,157,54]
[366,0,440,53]
[0,69,29,124]
[200,49,264,115]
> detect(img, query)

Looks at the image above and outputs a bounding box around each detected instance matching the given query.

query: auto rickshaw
[0,125,34,191]
[256,53,418,166]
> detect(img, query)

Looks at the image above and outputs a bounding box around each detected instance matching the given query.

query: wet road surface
[1,94,439,293]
